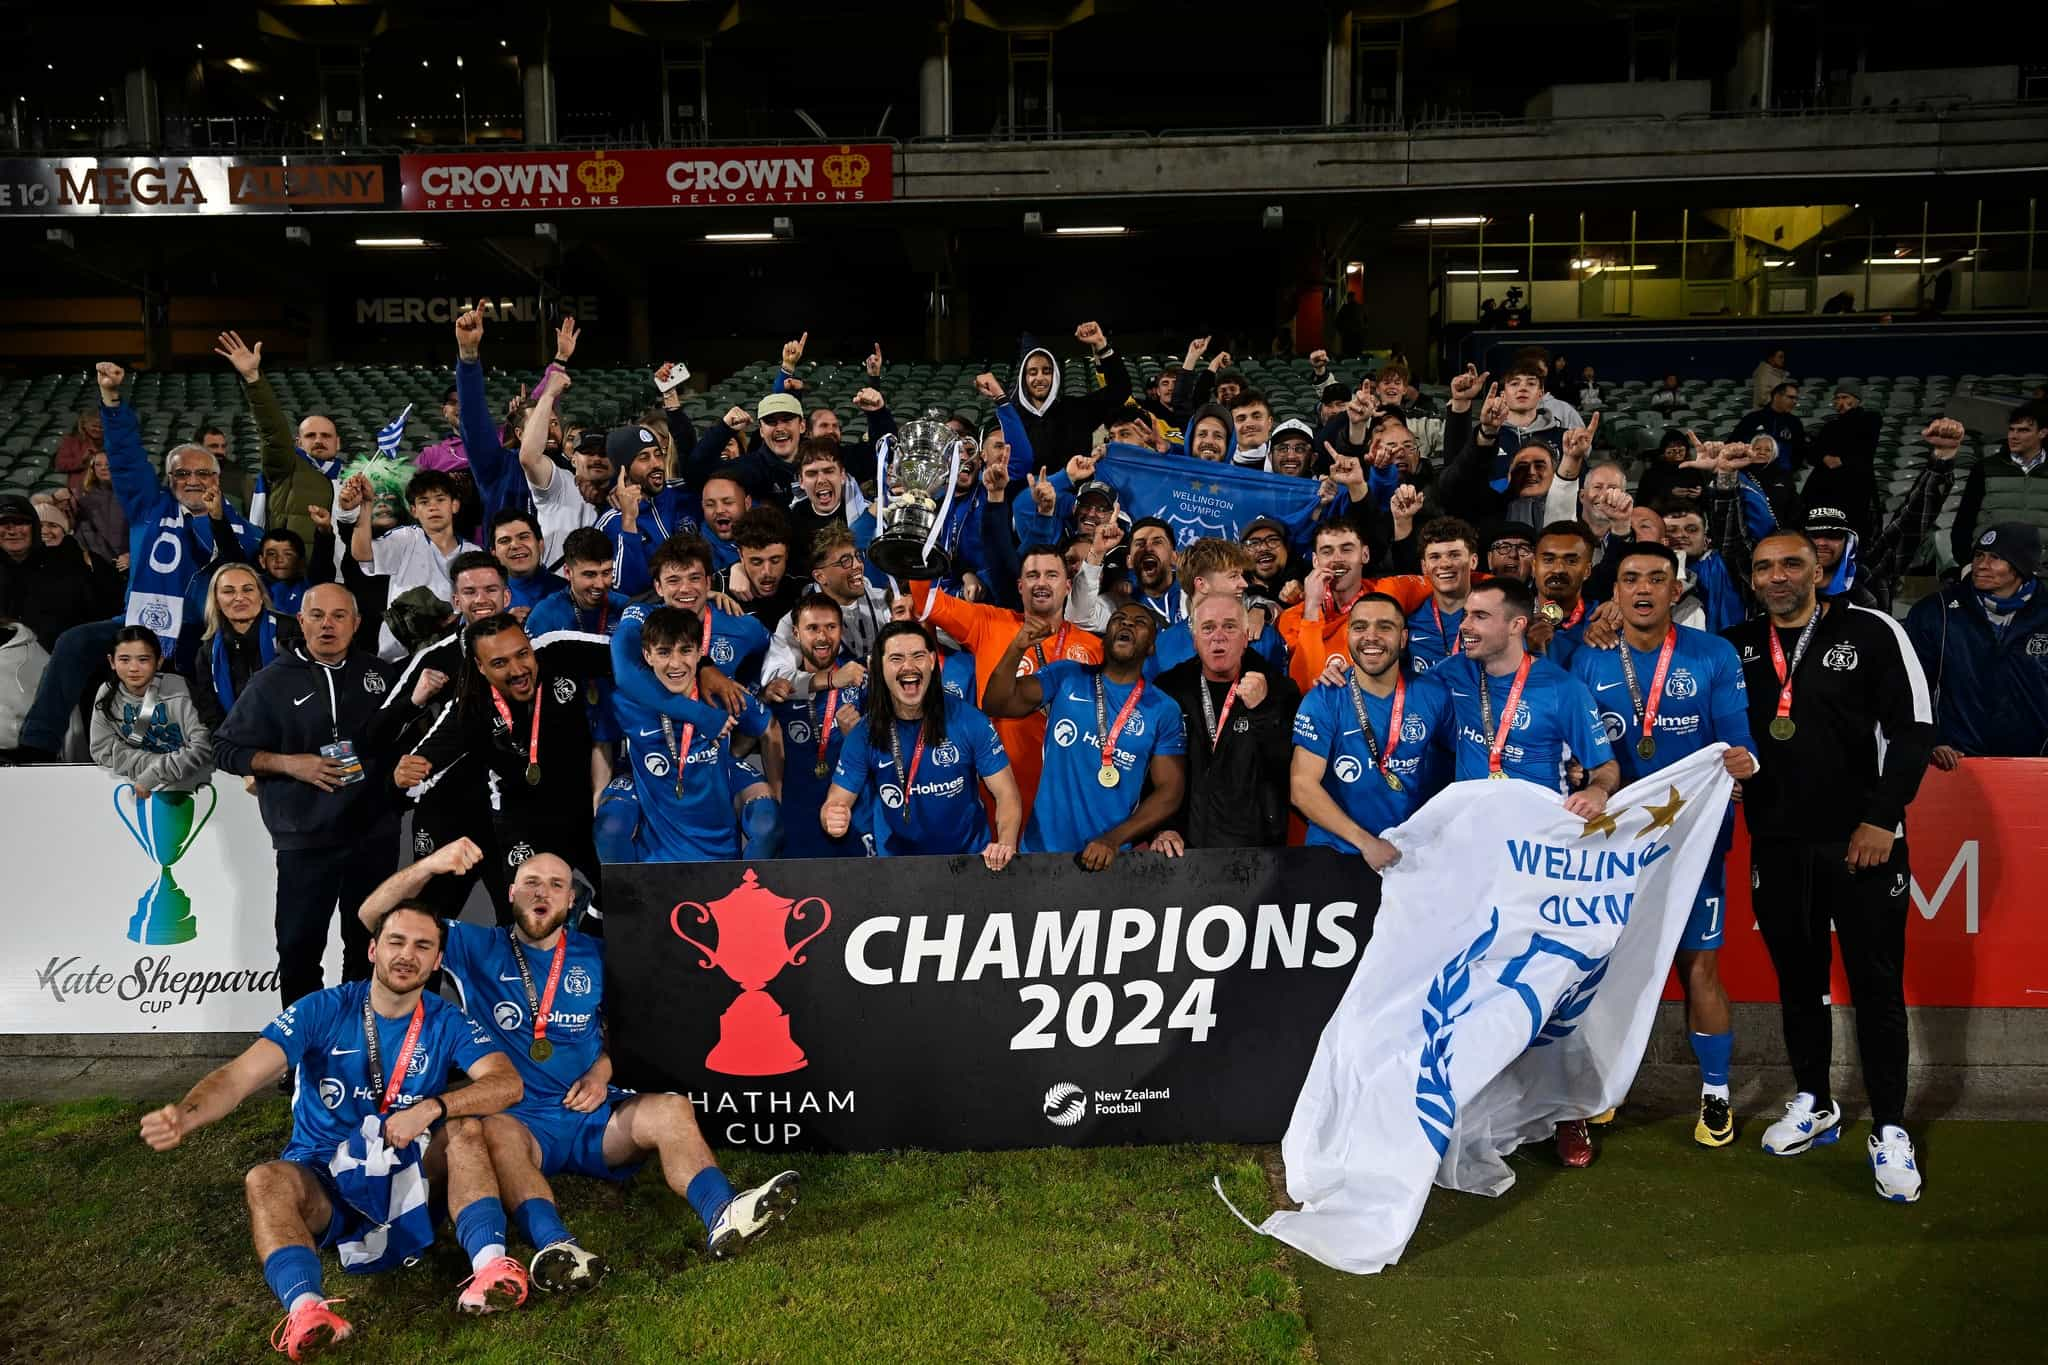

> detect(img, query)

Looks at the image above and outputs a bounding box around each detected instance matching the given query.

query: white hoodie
[0,625,48,749]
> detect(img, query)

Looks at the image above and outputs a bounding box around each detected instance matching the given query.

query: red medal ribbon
[489,687,543,775]
[1768,622,1797,724]
[1638,627,1679,741]
[1382,674,1408,776]
[531,936,566,1046]
[900,730,927,819]
[1206,675,1243,751]
[376,1000,426,1116]
[1031,622,1071,672]
[1560,597,1586,629]
[1483,656,1534,777]
[1430,601,1461,656]
[816,687,841,771]
[1101,677,1146,777]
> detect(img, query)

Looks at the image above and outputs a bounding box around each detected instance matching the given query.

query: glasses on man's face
[1245,533,1285,550]
[823,552,862,573]
[170,467,219,483]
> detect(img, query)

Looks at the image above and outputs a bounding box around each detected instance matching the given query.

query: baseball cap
[604,424,660,465]
[1485,521,1535,552]
[1804,505,1854,536]
[1975,522,2042,580]
[1242,515,1288,542]
[1075,479,1116,506]
[1270,419,1316,449]
[757,393,804,422]
[0,493,35,525]
[1320,381,1350,405]
[575,430,607,456]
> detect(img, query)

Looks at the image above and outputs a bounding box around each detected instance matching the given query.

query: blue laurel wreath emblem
[1532,956,1610,1047]
[1415,908,1500,1157]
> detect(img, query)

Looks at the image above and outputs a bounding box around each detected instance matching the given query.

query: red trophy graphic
[671,870,833,1076]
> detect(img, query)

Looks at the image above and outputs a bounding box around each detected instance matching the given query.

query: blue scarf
[209,613,278,714]
[127,496,260,660]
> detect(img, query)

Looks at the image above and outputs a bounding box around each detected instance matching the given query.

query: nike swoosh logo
[498,973,525,982]
[1595,681,1627,692]
[328,1046,359,1056]
[293,693,316,706]
[637,728,662,737]
[1066,692,1092,703]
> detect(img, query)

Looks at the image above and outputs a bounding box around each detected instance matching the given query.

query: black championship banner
[604,848,1377,1153]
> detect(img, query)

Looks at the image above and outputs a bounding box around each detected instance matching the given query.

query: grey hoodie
[90,673,215,792]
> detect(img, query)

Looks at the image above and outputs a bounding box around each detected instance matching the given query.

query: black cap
[575,430,606,456]
[1320,381,1350,405]
[604,424,660,464]
[1075,479,1116,506]
[1242,515,1288,541]
[1974,522,2042,580]
[1485,520,1535,551]
[1804,505,1854,536]
[0,493,35,525]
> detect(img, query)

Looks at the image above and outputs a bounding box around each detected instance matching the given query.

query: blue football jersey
[1569,626,1754,785]
[1409,652,1614,792]
[1291,677,1446,850]
[832,694,1010,856]
[440,921,606,1109]
[1022,662,1187,854]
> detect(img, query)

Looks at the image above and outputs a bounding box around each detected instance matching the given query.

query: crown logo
[576,154,625,194]
[822,145,869,189]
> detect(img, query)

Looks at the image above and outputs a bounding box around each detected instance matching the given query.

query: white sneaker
[529,1240,608,1293]
[1759,1092,1843,1156]
[707,1169,800,1258]
[1868,1126,1924,1203]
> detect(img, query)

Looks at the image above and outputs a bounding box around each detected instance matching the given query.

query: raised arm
[356,837,483,931]
[138,1036,289,1151]
[981,620,1052,718]
[215,331,296,489]
[521,365,571,491]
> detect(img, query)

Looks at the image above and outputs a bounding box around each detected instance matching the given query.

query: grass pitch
[0,1098,2038,1363]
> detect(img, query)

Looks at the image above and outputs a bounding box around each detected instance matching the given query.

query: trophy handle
[170,783,219,863]
[785,896,833,966]
[111,784,146,850]
[668,901,722,970]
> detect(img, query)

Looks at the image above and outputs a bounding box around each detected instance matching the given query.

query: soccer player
[1406,517,1482,674]
[984,602,1187,866]
[358,842,798,1286]
[1569,543,1760,1150]
[488,509,556,613]
[1275,514,1429,698]
[775,596,873,858]
[1292,593,1449,870]
[610,604,782,861]
[909,546,1105,812]
[139,902,529,1358]
[1527,520,1600,668]
[824,619,1019,864]
[1126,518,1185,625]
[648,536,772,687]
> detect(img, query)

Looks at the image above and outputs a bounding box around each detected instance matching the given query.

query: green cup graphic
[113,784,218,945]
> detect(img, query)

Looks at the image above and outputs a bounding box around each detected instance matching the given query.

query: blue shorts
[725,754,765,801]
[597,774,639,811]
[1680,825,1733,952]
[512,1088,645,1183]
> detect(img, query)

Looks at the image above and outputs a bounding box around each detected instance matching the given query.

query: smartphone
[654,362,691,393]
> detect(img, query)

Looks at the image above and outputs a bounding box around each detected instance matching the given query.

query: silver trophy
[868,409,966,580]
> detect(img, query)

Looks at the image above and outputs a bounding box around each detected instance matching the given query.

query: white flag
[1235,745,1734,1275]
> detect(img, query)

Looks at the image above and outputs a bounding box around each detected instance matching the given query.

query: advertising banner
[0,767,339,1032]
[1691,759,2048,1009]
[397,145,893,213]
[0,156,394,215]
[602,848,1376,1153]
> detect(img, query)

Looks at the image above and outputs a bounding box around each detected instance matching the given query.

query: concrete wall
[1852,67,2020,108]
[1525,81,1712,121]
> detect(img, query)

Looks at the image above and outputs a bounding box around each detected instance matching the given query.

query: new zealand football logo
[1043,1081,1087,1127]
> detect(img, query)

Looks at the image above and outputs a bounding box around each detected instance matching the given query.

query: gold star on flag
[1208,482,1223,494]
[1637,784,1686,836]
[1581,810,1618,839]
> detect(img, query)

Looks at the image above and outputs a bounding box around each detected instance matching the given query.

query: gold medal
[1383,770,1403,792]
[1637,736,1656,760]
[585,681,599,706]
[1769,717,1796,741]
[529,1038,553,1062]
[1488,770,1508,780]
[1097,764,1120,788]
[1539,600,1565,624]
[813,761,831,780]
[524,762,542,786]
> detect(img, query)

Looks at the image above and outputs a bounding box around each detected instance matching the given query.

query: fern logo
[1042,1081,1087,1127]
[1415,909,1498,1157]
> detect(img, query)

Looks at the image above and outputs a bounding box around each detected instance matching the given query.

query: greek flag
[327,1113,437,1273]
[375,404,413,458]
[1219,746,1735,1274]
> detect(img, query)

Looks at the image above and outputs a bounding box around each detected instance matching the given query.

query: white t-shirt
[366,525,464,659]
[528,464,599,566]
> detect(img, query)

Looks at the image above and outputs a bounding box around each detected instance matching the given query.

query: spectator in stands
[55,406,104,495]
[345,469,465,658]
[1648,373,1685,416]
[1802,380,1882,534]
[415,386,468,472]
[1127,520,1184,625]
[256,528,314,616]
[720,382,864,507]
[1574,365,1605,416]
[1485,522,1536,584]
[1660,501,1745,634]
[726,509,803,630]
[1153,590,1299,850]
[215,332,335,552]
[33,497,70,550]
[1907,522,2048,766]
[449,309,556,558]
[0,488,120,747]
[486,509,553,614]
[1242,515,1305,603]
[824,618,1018,865]
[74,448,129,568]
[1317,381,1351,429]
[1228,390,1278,469]
[599,420,700,597]
[1637,429,1706,511]
[190,563,287,730]
[0,596,47,758]
[1749,346,1790,408]
[90,625,214,797]
[1008,322,1133,471]
[516,369,597,564]
[783,440,875,577]
[1951,401,2047,564]
[1442,381,1596,529]
[213,584,411,1005]
[1577,461,1633,550]
[1732,382,1807,470]
[699,472,751,573]
[1268,420,1318,479]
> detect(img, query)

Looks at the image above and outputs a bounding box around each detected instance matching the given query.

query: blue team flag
[375,404,413,458]
[1094,441,1327,549]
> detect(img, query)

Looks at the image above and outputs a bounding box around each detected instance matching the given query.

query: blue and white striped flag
[375,404,413,458]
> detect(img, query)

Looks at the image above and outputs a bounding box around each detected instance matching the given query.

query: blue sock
[453,1196,507,1263]
[512,1197,575,1251]
[740,797,782,859]
[262,1245,324,1311]
[685,1166,737,1232]
[1690,1030,1734,1088]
